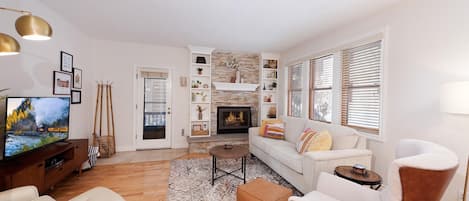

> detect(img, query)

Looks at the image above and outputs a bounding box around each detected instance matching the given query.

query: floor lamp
[441,81,469,201]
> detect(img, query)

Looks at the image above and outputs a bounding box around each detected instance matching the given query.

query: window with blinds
[310,55,333,122]
[143,72,168,128]
[342,40,382,134]
[288,63,304,117]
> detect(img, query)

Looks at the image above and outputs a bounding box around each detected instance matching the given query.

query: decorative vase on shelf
[198,111,203,120]
[235,70,241,83]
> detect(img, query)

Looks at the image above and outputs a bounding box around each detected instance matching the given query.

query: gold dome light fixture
[0,6,53,56]
[0,33,20,56]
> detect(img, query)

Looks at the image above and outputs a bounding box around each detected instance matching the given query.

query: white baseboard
[116,146,136,152]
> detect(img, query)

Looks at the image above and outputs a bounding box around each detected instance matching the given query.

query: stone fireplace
[217,106,251,134]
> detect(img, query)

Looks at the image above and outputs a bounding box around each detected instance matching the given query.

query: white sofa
[249,116,372,193]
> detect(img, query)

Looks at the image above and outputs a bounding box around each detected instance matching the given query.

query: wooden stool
[237,178,292,201]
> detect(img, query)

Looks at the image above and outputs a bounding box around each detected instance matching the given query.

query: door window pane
[143,78,167,139]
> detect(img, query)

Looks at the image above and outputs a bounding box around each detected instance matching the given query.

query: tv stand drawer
[44,160,74,189]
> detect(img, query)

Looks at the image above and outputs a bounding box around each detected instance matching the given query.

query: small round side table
[334,166,382,190]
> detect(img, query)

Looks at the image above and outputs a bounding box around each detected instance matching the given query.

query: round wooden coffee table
[334,166,382,190]
[209,145,249,185]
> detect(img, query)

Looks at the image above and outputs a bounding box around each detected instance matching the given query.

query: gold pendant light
[0,33,20,56]
[0,7,53,56]
[15,15,53,41]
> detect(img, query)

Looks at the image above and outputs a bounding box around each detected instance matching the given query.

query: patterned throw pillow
[307,130,332,152]
[263,123,285,139]
[295,128,317,154]
[259,119,283,136]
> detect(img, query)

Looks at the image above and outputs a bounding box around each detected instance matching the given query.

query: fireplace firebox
[217,106,251,134]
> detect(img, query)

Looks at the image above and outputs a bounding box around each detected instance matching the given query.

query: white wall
[89,40,189,151]
[0,1,95,140]
[0,1,191,152]
[281,0,469,200]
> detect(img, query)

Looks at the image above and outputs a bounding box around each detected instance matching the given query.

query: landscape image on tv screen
[5,97,70,158]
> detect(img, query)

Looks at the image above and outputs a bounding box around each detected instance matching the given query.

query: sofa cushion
[332,135,359,150]
[251,133,284,151]
[296,128,317,154]
[259,119,283,136]
[282,116,307,143]
[308,130,333,152]
[265,140,304,174]
[264,123,285,139]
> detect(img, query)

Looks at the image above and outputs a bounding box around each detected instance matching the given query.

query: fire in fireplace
[217,106,251,134]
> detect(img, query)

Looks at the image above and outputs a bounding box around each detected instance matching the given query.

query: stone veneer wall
[211,51,260,134]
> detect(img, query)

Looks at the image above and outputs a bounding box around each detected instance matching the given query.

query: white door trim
[133,65,173,150]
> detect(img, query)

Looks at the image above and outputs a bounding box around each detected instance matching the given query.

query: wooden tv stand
[0,139,88,194]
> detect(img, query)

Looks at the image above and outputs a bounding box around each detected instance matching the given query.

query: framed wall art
[53,71,72,95]
[73,68,82,89]
[60,51,73,72]
[71,90,82,104]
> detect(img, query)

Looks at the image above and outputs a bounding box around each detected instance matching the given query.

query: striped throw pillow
[264,123,285,139]
[295,128,317,154]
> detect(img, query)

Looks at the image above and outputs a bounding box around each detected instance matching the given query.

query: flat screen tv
[4,97,70,159]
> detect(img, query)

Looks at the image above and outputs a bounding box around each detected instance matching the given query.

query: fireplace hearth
[217,106,251,134]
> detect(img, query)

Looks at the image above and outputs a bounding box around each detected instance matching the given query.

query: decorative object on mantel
[440,81,469,201]
[212,82,259,92]
[92,81,116,158]
[225,56,241,83]
[0,7,52,56]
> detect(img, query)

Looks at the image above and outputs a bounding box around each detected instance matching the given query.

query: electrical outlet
[181,128,185,136]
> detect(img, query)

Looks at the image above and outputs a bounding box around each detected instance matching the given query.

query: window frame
[309,55,334,123]
[341,40,383,135]
[287,63,304,117]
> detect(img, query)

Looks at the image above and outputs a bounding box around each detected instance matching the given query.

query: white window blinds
[288,63,304,117]
[310,55,333,122]
[342,41,382,133]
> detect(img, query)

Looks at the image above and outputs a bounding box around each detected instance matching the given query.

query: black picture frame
[53,71,72,95]
[60,51,73,72]
[73,68,82,89]
[71,90,81,104]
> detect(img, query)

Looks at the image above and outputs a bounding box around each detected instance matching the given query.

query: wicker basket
[94,135,115,158]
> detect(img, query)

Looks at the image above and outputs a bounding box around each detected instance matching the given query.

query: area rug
[167,157,301,201]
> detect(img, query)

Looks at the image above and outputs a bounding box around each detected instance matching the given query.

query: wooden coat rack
[92,81,116,158]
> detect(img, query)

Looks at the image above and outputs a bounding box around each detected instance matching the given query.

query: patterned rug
[167,157,300,201]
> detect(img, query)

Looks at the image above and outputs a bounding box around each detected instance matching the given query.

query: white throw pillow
[332,135,359,150]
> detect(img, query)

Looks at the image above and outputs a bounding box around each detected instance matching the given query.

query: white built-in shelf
[212,82,259,92]
[189,46,215,138]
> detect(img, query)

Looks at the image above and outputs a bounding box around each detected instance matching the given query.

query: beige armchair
[0,186,125,201]
[289,139,459,201]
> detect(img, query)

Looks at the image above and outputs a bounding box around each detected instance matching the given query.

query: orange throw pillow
[264,123,285,139]
[259,119,283,136]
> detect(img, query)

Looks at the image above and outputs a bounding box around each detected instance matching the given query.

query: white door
[135,68,171,149]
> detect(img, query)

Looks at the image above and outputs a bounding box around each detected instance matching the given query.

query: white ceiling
[41,0,400,52]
